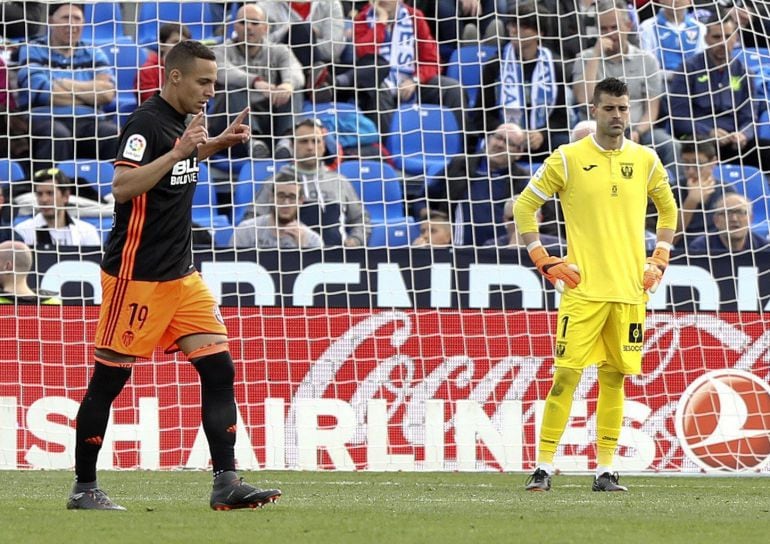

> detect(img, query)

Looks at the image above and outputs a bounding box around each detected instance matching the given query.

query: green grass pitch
[2,471,769,544]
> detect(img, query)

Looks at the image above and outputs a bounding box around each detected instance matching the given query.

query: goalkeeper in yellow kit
[513,78,678,492]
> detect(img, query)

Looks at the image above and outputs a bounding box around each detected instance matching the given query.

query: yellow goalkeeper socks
[596,365,626,467]
[536,367,583,465]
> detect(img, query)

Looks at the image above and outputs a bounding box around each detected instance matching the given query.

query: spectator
[354,0,465,134]
[0,1,46,41]
[421,123,560,246]
[538,0,591,66]
[413,0,494,62]
[484,196,564,249]
[257,0,346,69]
[413,210,452,247]
[210,3,304,159]
[712,0,770,50]
[136,23,192,104]
[484,5,571,162]
[673,140,736,248]
[571,119,597,141]
[572,0,679,167]
[639,0,706,78]
[0,54,29,167]
[0,240,61,304]
[17,3,119,169]
[0,186,11,242]
[14,167,101,247]
[690,193,768,252]
[669,11,770,171]
[254,118,370,247]
[232,171,324,249]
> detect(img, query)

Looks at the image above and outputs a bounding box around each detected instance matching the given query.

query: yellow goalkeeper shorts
[553,296,646,375]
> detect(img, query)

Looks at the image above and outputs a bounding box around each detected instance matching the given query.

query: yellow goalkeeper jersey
[518,136,677,304]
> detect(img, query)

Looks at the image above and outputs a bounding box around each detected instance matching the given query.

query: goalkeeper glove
[527,242,581,290]
[644,242,671,294]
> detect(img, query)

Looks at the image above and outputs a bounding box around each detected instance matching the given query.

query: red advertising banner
[1,307,769,473]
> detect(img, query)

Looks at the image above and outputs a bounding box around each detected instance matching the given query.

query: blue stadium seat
[56,160,115,199]
[735,47,770,77]
[81,3,127,44]
[81,216,114,243]
[338,160,405,222]
[386,104,462,178]
[338,160,419,247]
[232,160,289,225]
[136,2,221,46]
[99,41,150,126]
[445,45,498,109]
[713,164,770,239]
[367,218,420,247]
[192,163,232,246]
[0,159,25,183]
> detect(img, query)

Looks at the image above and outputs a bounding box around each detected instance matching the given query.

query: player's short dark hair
[592,77,629,105]
[164,40,216,74]
[33,167,72,193]
[681,140,717,161]
[159,23,192,44]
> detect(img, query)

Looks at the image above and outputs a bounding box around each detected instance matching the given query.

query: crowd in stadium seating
[0,0,769,258]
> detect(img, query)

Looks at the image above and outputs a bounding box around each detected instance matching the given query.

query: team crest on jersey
[123,134,147,162]
[555,342,567,358]
[620,163,634,179]
[213,305,224,325]
[122,330,135,347]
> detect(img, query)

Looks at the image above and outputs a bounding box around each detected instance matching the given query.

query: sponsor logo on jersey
[555,342,566,357]
[170,157,199,186]
[675,369,770,471]
[123,134,147,162]
[611,184,618,197]
[582,164,598,171]
[620,163,634,179]
[628,323,643,343]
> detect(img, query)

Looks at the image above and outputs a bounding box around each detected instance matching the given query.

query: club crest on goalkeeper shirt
[620,163,634,178]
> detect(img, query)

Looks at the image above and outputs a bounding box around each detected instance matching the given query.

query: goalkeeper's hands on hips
[644,242,671,293]
[527,242,581,291]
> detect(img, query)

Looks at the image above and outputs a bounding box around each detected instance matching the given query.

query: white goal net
[0,0,769,474]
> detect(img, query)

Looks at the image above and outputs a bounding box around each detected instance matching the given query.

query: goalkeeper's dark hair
[164,40,216,75]
[592,78,629,105]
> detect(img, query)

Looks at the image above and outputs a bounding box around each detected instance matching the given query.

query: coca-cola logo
[675,369,770,472]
